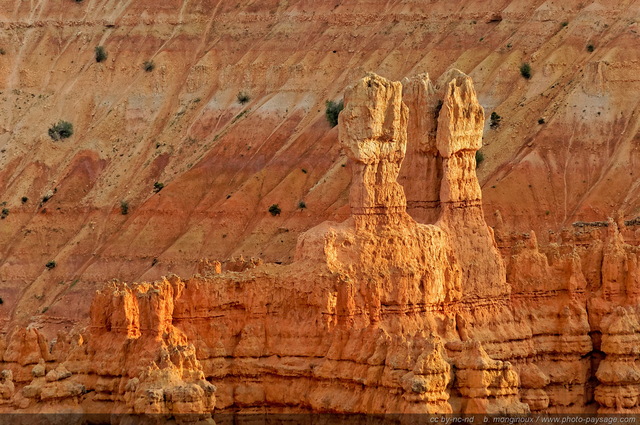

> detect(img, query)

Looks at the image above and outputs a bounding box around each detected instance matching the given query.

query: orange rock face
[0,69,637,417]
[1,1,640,331]
[1,2,640,414]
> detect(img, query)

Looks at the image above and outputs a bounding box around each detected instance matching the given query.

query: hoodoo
[0,69,639,417]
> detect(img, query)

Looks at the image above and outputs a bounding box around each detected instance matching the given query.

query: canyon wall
[1,0,640,331]
[0,71,638,417]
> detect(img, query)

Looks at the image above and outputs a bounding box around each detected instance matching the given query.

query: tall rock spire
[339,73,409,228]
[399,73,442,223]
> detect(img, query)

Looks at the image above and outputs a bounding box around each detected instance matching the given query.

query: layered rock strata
[0,71,637,416]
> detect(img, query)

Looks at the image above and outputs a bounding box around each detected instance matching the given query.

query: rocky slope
[0,0,639,416]
[0,0,639,328]
[0,70,637,416]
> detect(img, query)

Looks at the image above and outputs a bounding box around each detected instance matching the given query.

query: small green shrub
[48,120,74,141]
[95,46,107,63]
[325,99,344,128]
[120,200,129,215]
[45,261,56,269]
[0,48,5,55]
[0,208,8,219]
[21,197,28,204]
[298,201,306,209]
[231,109,249,124]
[143,60,155,72]
[538,118,546,124]
[490,112,502,128]
[268,204,281,216]
[237,92,250,104]
[475,151,485,168]
[587,44,595,52]
[153,182,164,193]
[561,21,568,28]
[520,63,532,79]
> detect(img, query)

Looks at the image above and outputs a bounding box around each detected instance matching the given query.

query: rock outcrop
[2,1,640,332]
[0,69,638,417]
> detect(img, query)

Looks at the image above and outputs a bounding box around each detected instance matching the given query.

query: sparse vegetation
[301,169,307,174]
[325,99,344,127]
[48,120,74,141]
[587,43,595,52]
[298,201,306,209]
[120,200,129,215]
[0,48,5,55]
[538,118,546,124]
[520,63,532,79]
[153,182,164,193]
[268,204,281,216]
[0,298,3,305]
[475,151,485,168]
[0,208,8,219]
[490,112,502,128]
[231,109,249,124]
[21,197,28,204]
[237,92,250,104]
[143,60,155,72]
[95,46,107,63]
[45,261,57,269]
[561,21,568,28]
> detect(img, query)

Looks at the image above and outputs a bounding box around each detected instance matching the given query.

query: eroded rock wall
[0,71,638,417]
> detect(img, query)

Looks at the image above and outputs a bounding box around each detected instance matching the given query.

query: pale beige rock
[0,370,14,401]
[339,73,409,224]
[436,71,484,159]
[399,73,442,223]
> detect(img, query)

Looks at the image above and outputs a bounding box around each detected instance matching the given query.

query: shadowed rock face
[0,70,638,417]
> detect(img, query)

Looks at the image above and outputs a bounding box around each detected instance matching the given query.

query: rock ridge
[0,70,638,417]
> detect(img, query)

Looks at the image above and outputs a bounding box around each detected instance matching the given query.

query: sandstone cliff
[1,0,640,328]
[0,0,640,417]
[0,71,636,416]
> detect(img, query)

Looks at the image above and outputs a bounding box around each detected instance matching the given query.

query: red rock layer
[0,71,636,417]
[1,1,640,330]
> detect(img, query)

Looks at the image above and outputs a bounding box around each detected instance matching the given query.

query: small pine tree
[237,92,250,104]
[490,112,502,128]
[48,121,74,141]
[268,204,281,216]
[325,100,344,127]
[95,46,107,63]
